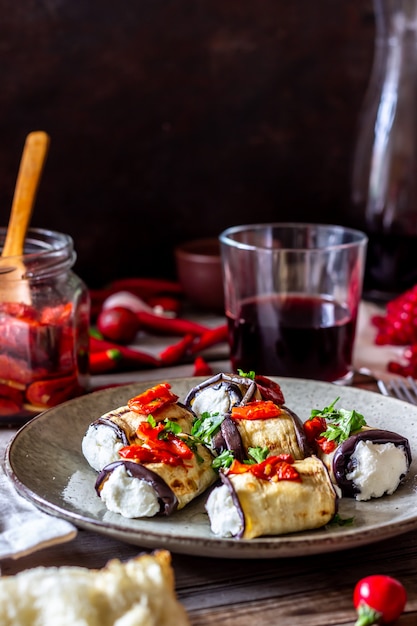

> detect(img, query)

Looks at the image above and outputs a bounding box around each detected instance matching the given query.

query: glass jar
[0,228,90,425]
[351,0,417,301]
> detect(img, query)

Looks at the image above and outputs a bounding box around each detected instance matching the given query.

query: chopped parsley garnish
[238,369,256,380]
[310,397,367,444]
[247,446,269,464]
[147,415,157,427]
[212,449,235,471]
[191,411,224,445]
[326,513,355,528]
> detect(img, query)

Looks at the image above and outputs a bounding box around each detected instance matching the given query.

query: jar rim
[0,227,76,280]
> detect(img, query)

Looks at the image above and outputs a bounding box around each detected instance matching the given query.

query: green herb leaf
[212,449,235,471]
[326,513,355,527]
[237,369,256,380]
[310,398,367,444]
[147,415,156,428]
[163,419,181,435]
[247,446,269,464]
[191,411,224,445]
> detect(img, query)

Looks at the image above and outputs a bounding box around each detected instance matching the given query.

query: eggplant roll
[319,428,412,501]
[82,402,195,472]
[230,405,310,460]
[95,443,217,518]
[184,372,262,419]
[206,455,337,539]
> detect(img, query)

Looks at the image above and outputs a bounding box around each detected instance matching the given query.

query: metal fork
[377,376,417,404]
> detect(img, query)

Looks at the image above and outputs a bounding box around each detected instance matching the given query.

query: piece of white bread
[0,550,190,626]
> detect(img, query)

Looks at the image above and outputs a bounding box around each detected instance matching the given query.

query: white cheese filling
[205,484,243,537]
[346,440,408,501]
[82,425,124,472]
[100,464,160,518]
[192,387,236,418]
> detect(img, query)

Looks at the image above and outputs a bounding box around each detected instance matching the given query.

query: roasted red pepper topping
[230,400,283,420]
[228,454,301,482]
[119,420,193,466]
[254,375,285,405]
[119,445,185,466]
[137,421,192,458]
[303,416,337,454]
[127,383,179,415]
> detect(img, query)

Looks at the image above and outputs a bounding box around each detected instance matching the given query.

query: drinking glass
[219,223,368,384]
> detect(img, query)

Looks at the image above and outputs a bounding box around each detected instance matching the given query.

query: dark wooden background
[0,1,375,288]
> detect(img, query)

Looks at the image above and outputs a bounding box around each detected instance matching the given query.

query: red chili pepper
[146,295,181,314]
[89,349,122,374]
[228,454,301,482]
[189,324,228,354]
[353,575,407,625]
[193,356,213,376]
[26,374,83,408]
[231,401,283,420]
[89,335,160,368]
[128,382,179,415]
[89,278,184,316]
[159,334,195,365]
[136,310,209,336]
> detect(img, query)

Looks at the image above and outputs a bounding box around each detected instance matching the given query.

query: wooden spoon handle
[2,131,50,257]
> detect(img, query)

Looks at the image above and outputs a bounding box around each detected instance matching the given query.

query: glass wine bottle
[351,0,417,302]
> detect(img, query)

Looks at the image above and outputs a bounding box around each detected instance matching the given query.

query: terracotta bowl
[174,238,224,313]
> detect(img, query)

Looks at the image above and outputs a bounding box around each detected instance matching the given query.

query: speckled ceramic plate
[4,377,417,559]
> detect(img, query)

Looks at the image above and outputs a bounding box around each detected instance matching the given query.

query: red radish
[97,307,140,344]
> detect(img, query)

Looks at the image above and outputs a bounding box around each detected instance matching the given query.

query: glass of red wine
[219,223,368,384]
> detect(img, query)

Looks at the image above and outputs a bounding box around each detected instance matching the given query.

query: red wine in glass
[227,294,356,383]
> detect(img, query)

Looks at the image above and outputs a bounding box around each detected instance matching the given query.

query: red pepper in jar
[0,384,24,416]
[0,354,40,386]
[26,374,83,408]
[40,302,73,325]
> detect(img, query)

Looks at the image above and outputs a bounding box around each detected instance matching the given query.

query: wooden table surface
[1,368,416,624]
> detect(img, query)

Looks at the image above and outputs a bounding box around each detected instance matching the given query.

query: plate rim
[5,376,417,559]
